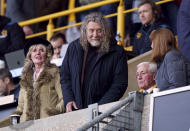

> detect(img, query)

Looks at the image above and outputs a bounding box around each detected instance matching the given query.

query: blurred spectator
[0,68,20,101]
[6,0,67,35]
[60,12,128,112]
[124,0,142,47]
[78,0,117,34]
[177,0,190,62]
[124,0,178,46]
[150,28,190,91]
[132,0,170,55]
[50,33,68,66]
[13,37,64,123]
[136,62,157,94]
[158,0,178,35]
[53,1,69,28]
[5,0,36,36]
[0,16,25,60]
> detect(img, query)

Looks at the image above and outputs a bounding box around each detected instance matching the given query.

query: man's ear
[4,77,10,85]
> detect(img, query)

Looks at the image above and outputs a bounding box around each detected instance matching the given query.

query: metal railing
[77,91,144,131]
[1,0,174,44]
[18,0,120,41]
[0,0,6,15]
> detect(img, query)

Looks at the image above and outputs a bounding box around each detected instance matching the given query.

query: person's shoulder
[5,21,23,31]
[67,39,80,49]
[164,50,182,62]
[154,20,171,30]
[166,50,180,57]
[69,38,80,46]
[110,43,126,57]
[113,44,125,52]
[6,21,18,27]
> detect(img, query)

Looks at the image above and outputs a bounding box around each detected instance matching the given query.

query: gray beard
[89,41,101,47]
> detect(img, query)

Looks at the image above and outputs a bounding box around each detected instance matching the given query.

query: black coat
[177,0,190,62]
[133,20,170,55]
[60,39,128,109]
[0,16,25,59]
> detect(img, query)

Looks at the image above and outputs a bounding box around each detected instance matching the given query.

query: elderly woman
[150,28,190,91]
[13,38,64,122]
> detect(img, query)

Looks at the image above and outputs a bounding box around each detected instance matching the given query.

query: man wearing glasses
[136,62,157,94]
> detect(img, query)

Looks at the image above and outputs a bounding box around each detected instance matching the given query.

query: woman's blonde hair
[22,44,52,73]
[150,28,177,63]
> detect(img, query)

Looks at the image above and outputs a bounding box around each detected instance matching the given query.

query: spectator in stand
[150,28,190,91]
[0,69,20,101]
[78,0,117,35]
[177,0,190,62]
[60,12,128,112]
[158,0,178,35]
[124,0,178,47]
[133,0,170,55]
[50,33,68,67]
[136,62,157,95]
[5,0,36,36]
[37,0,68,32]
[6,0,67,35]
[0,15,25,60]
[12,37,64,123]
[124,0,142,47]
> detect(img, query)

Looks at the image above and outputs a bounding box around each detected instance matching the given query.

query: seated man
[0,68,20,101]
[50,33,68,66]
[136,62,157,94]
[133,0,170,55]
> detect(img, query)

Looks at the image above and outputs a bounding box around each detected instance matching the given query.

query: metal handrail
[76,95,134,131]
[2,0,174,43]
[0,0,6,15]
[18,0,120,26]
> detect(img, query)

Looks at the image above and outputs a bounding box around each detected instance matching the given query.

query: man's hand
[66,101,78,112]
[23,26,33,36]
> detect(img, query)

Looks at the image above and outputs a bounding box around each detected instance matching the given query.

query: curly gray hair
[80,12,112,52]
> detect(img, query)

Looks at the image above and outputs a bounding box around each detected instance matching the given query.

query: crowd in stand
[0,0,190,127]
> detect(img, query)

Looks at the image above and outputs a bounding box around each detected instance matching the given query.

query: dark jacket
[6,0,66,22]
[10,84,20,102]
[0,16,25,59]
[156,49,190,91]
[177,0,190,62]
[5,0,36,22]
[60,39,128,109]
[133,20,169,55]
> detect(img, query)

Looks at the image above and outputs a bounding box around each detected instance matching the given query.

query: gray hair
[137,62,157,73]
[80,12,112,52]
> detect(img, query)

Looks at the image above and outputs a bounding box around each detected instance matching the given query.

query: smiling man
[132,0,170,55]
[136,62,157,94]
[60,12,128,112]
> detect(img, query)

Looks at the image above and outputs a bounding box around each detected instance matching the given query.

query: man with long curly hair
[60,12,128,112]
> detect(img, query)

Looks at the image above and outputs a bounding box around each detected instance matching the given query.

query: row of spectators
[0,0,189,127]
